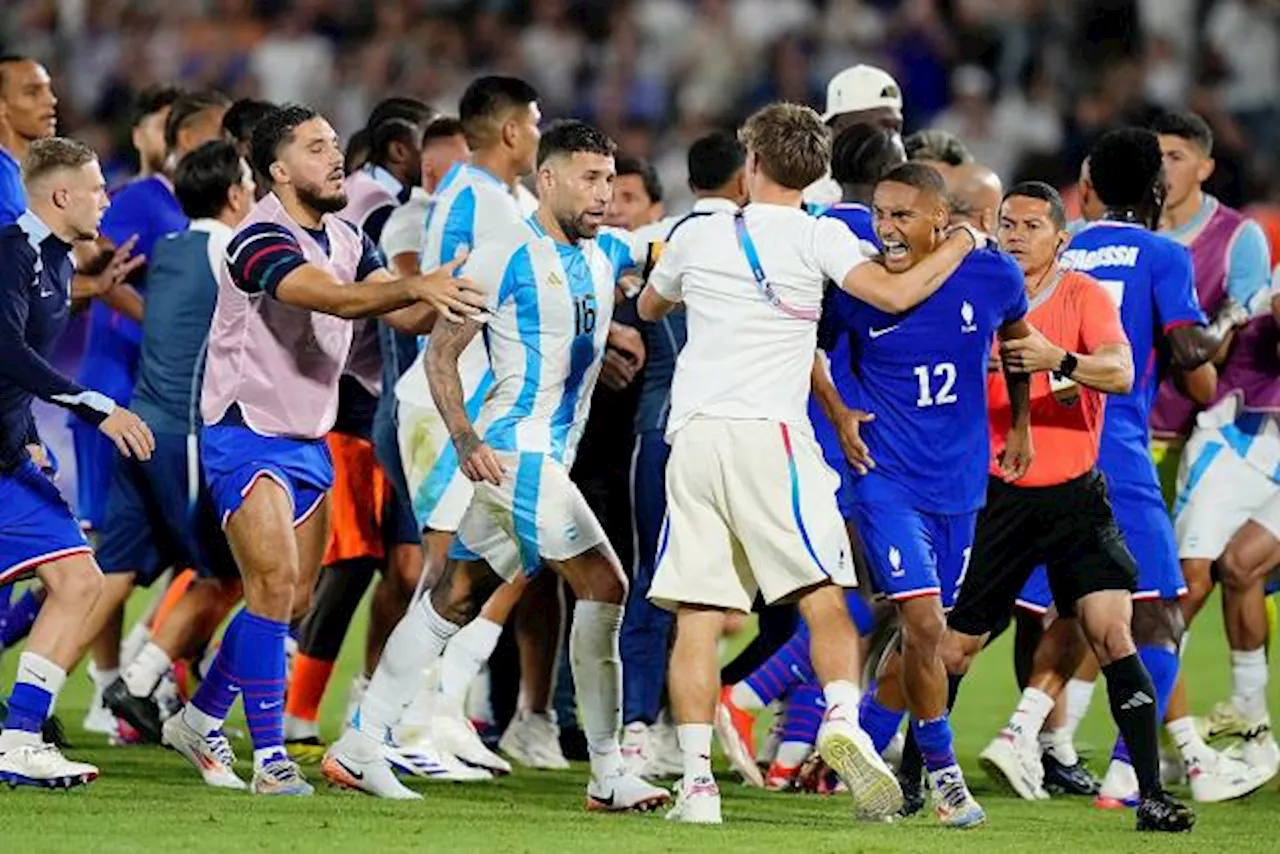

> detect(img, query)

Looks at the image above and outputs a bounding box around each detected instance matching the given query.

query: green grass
[1,587,1278,853]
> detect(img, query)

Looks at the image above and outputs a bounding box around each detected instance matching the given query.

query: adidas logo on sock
[1119,691,1154,711]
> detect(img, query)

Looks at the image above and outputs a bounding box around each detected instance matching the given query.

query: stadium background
[1,1,1279,851]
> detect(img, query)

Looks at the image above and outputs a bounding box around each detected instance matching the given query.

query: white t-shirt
[648,203,868,440]
[380,186,431,261]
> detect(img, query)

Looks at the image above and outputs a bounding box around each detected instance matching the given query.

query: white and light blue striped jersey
[395,162,527,409]
[1194,395,1280,484]
[467,219,648,465]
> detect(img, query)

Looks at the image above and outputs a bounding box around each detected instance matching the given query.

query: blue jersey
[75,176,189,405]
[829,248,1028,514]
[1061,222,1205,489]
[0,212,115,470]
[0,147,24,226]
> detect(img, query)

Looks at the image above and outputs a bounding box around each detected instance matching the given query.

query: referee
[937,182,1194,832]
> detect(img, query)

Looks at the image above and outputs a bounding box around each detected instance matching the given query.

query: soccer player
[282,96,441,764]
[0,56,57,225]
[715,123,906,791]
[946,162,1003,234]
[639,103,984,825]
[77,141,255,749]
[0,137,155,788]
[324,120,670,812]
[817,162,1032,830]
[161,104,483,796]
[384,76,566,772]
[620,131,748,780]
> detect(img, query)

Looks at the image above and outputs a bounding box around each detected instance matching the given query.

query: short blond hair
[22,137,97,185]
[739,103,831,191]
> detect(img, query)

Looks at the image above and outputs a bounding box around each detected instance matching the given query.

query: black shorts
[947,469,1137,637]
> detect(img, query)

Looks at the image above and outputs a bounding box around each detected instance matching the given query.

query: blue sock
[232,610,289,760]
[190,608,246,722]
[4,682,52,734]
[780,682,826,747]
[743,632,813,705]
[859,692,906,755]
[1112,644,1178,763]
[844,590,875,636]
[913,714,958,773]
[0,590,42,649]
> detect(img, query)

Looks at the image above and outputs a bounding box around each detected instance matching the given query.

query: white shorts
[451,451,614,583]
[1175,426,1280,560]
[648,418,856,613]
[397,398,475,533]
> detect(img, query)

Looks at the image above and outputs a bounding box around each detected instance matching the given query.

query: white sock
[438,617,503,709]
[570,601,625,781]
[88,662,119,692]
[0,653,66,751]
[776,740,811,768]
[729,681,765,711]
[1039,728,1078,766]
[822,679,863,720]
[122,642,172,697]
[1004,687,1055,741]
[1167,715,1209,762]
[356,595,460,740]
[119,622,151,668]
[678,722,714,783]
[1230,647,1269,720]
[1063,678,1097,740]
[181,702,224,737]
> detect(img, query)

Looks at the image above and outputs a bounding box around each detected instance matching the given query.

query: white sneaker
[321,731,421,800]
[978,732,1047,801]
[932,769,987,829]
[586,770,672,812]
[666,775,723,824]
[388,733,492,782]
[1186,748,1272,803]
[1094,759,1140,808]
[1237,717,1280,777]
[500,710,569,770]
[83,674,116,736]
[621,722,653,777]
[432,712,512,775]
[0,743,98,789]
[648,715,685,778]
[1197,700,1253,743]
[161,714,247,790]
[252,756,314,796]
[816,714,903,820]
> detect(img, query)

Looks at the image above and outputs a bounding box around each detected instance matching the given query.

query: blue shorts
[1110,480,1186,602]
[0,461,93,585]
[202,425,333,528]
[70,421,116,530]
[809,397,856,519]
[851,503,977,609]
[1015,566,1053,614]
[96,432,237,586]
[372,404,421,547]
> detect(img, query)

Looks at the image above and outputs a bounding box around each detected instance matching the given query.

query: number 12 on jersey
[914,362,958,407]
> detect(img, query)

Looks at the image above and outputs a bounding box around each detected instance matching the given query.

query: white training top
[648,203,868,441]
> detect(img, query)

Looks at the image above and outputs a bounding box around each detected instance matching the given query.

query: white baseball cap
[821,65,903,122]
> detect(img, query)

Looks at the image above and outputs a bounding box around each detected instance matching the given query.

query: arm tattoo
[426,317,484,453]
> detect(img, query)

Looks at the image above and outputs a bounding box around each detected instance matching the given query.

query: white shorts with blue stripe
[450,450,613,582]
[1175,413,1280,560]
[648,417,856,614]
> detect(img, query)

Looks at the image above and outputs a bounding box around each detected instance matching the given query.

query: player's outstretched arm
[839,226,978,314]
[426,316,505,485]
[1167,299,1248,370]
[1175,361,1216,405]
[274,256,483,321]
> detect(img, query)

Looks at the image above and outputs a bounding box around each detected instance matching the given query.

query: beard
[559,212,600,243]
[296,181,348,215]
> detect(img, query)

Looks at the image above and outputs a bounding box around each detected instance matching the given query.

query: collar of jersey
[17,209,67,251]
[690,197,740,214]
[1162,193,1218,242]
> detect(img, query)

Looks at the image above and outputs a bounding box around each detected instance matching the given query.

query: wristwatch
[1054,351,1078,380]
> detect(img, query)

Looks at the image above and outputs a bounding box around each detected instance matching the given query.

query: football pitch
[1,588,1277,854]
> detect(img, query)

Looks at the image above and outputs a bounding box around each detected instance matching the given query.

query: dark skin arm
[426,316,505,485]
[996,317,1034,481]
[1166,300,1249,370]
